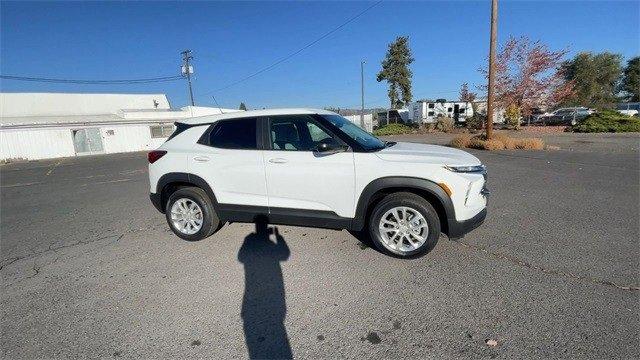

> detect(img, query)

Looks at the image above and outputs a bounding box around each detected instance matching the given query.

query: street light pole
[486,0,498,139]
[361,60,366,129]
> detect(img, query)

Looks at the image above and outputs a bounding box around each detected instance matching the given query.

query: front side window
[321,114,386,151]
[269,115,340,151]
[208,118,257,149]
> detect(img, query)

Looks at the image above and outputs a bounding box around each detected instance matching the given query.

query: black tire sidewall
[165,187,218,241]
[368,194,440,258]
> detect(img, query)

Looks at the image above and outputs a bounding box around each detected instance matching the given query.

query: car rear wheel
[368,192,440,258]
[165,187,221,241]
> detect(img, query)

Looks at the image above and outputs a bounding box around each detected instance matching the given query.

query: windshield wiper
[384,141,397,148]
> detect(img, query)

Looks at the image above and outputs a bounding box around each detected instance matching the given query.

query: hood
[375,142,481,166]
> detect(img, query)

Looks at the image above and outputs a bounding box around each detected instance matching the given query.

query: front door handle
[268,158,288,164]
[194,156,210,162]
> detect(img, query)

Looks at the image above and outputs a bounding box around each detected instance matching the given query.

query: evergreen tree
[239,102,247,111]
[622,57,639,102]
[376,36,414,109]
[561,52,623,107]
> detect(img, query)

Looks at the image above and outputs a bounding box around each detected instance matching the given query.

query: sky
[1,1,638,110]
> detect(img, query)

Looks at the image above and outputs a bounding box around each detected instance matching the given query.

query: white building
[0,93,238,161]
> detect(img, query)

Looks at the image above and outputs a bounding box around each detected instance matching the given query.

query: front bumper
[150,193,164,213]
[447,208,487,239]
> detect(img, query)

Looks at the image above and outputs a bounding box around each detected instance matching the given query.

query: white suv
[148,109,488,258]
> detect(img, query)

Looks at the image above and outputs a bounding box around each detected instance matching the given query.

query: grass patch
[571,109,640,133]
[450,134,544,151]
[373,123,414,136]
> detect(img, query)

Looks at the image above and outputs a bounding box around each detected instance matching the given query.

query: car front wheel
[368,192,440,258]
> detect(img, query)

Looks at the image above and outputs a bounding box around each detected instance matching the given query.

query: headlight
[444,164,486,173]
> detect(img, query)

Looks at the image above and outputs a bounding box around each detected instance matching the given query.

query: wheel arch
[352,177,455,235]
[156,172,218,213]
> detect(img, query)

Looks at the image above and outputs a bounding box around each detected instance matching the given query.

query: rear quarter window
[199,118,258,150]
[166,123,190,141]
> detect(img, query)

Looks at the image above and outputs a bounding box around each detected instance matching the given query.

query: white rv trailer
[408,101,474,124]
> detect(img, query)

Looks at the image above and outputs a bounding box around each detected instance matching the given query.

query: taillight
[148,150,167,164]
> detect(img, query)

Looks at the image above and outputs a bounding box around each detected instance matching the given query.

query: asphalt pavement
[1,134,638,359]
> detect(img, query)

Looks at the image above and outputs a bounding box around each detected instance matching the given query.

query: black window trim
[263,114,352,152]
[192,113,372,152]
[197,117,260,150]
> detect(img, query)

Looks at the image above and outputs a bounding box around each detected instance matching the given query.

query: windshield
[322,115,386,151]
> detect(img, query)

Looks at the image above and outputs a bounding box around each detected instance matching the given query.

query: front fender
[351,176,456,233]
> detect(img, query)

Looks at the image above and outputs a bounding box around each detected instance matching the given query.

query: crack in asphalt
[452,240,639,292]
[0,232,126,272]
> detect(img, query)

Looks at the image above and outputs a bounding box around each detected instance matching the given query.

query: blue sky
[1,1,638,109]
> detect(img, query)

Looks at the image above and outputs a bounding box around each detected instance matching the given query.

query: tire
[165,186,221,241]
[368,192,440,258]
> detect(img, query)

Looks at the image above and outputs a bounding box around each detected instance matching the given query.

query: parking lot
[1,132,638,359]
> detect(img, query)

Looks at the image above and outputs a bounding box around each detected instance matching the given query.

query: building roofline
[0,91,168,96]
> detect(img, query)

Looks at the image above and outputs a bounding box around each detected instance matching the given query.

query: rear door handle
[268,158,288,164]
[193,156,210,162]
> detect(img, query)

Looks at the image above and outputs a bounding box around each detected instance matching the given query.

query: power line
[0,74,183,84]
[198,0,383,98]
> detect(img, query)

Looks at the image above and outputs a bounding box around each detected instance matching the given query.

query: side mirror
[315,140,346,155]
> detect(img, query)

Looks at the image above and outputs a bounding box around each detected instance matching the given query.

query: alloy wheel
[378,206,429,254]
[170,198,203,235]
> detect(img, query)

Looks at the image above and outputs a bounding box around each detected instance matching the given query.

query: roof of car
[180,108,337,125]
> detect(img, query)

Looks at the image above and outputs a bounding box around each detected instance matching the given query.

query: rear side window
[207,118,257,149]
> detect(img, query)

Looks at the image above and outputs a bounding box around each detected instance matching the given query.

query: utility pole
[181,50,195,106]
[360,60,366,129]
[486,0,498,139]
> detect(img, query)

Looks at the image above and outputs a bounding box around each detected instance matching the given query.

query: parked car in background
[616,102,640,117]
[617,109,639,117]
[538,107,593,125]
[524,108,548,125]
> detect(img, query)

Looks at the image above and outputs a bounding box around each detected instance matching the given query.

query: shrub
[465,113,485,130]
[515,138,544,150]
[373,123,414,136]
[467,137,487,149]
[504,104,522,130]
[450,135,472,148]
[571,109,640,133]
[484,139,506,150]
[435,117,455,132]
[490,133,515,149]
[449,133,544,151]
